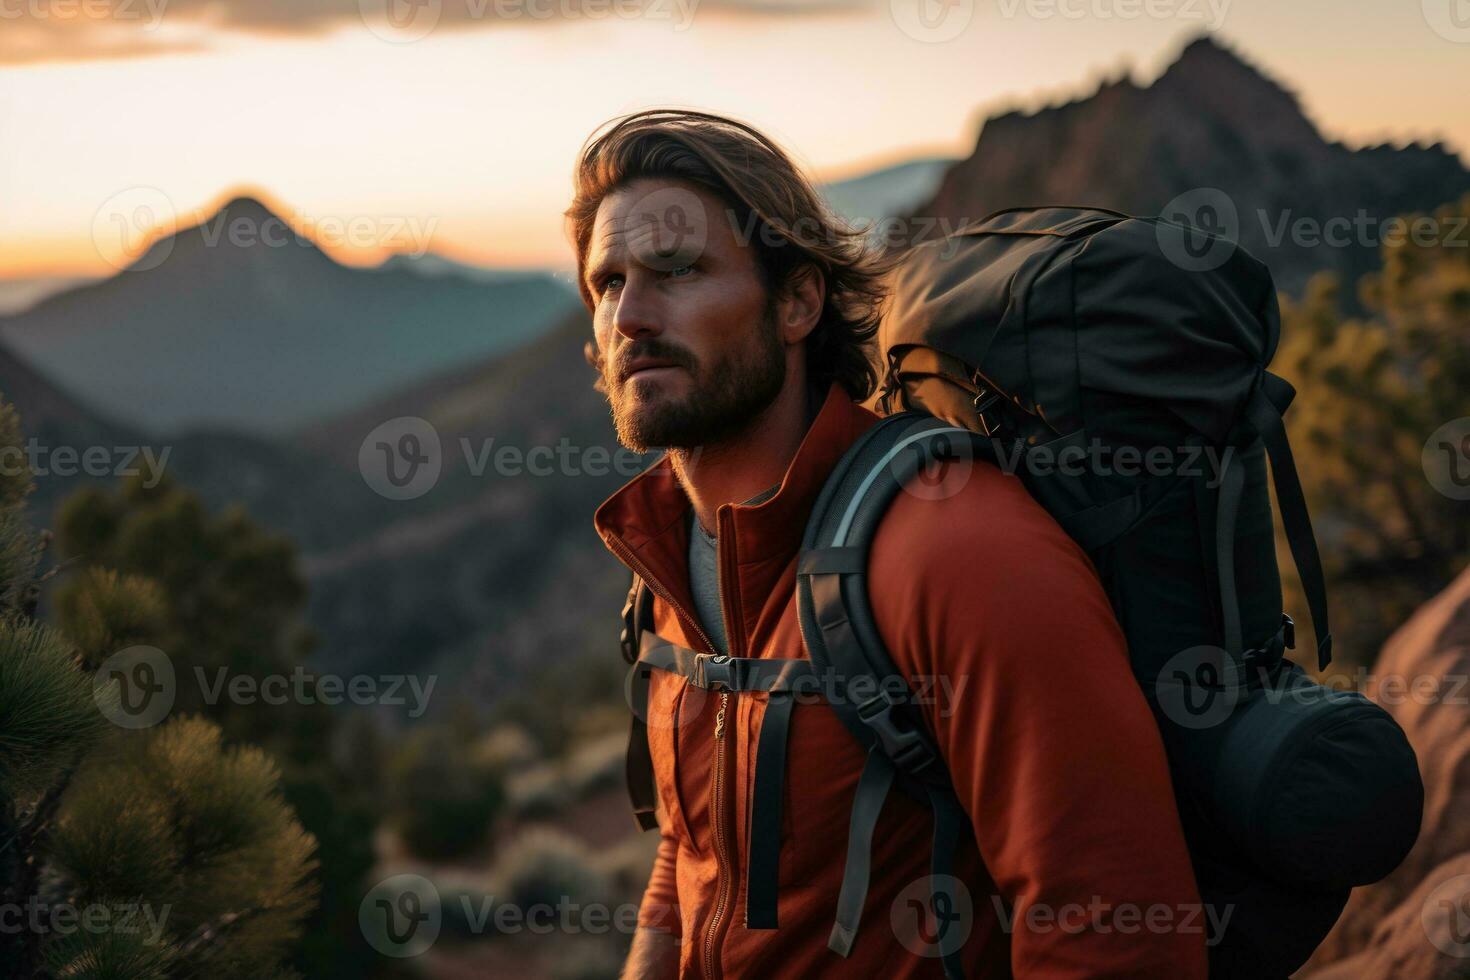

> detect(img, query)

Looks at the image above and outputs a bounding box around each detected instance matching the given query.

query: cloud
[0,15,203,66]
[0,0,868,66]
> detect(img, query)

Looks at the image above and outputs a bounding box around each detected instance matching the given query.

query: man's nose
[612,276,663,342]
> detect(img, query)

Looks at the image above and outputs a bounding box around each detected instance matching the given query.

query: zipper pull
[714,691,730,740]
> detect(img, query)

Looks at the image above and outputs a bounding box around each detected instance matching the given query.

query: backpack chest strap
[632,631,815,930]
[637,632,816,692]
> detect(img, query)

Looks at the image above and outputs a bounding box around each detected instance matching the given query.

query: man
[569,108,1208,978]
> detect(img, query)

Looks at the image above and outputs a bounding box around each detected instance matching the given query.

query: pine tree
[1275,194,1470,668]
[49,451,382,978]
[0,395,319,977]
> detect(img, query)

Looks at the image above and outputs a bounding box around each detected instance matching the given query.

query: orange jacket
[594,381,1209,979]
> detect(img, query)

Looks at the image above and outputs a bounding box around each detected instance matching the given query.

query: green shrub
[497,827,612,912]
[386,724,507,860]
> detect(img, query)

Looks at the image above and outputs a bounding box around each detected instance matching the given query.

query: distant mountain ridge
[915,35,1470,296]
[0,197,579,436]
[0,335,390,553]
[0,276,96,317]
[819,157,953,230]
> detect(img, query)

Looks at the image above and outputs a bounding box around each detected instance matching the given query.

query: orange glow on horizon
[0,146,976,280]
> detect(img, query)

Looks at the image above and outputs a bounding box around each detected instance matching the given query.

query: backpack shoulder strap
[797,411,967,766]
[1248,371,1333,669]
[796,411,979,979]
[621,574,661,831]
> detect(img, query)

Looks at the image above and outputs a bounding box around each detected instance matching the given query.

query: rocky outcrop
[914,35,1470,299]
[1304,564,1470,976]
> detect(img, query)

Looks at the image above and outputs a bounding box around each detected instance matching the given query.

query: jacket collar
[594,380,879,655]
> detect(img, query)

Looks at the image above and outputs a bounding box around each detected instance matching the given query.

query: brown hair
[565,108,895,402]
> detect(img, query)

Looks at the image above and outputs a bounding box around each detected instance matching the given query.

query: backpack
[620,206,1424,978]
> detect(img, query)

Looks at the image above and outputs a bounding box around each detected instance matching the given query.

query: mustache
[610,342,695,382]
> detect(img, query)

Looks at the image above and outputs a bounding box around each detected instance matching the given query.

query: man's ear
[777,265,825,346]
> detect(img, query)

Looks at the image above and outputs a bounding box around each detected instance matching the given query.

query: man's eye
[596,266,688,298]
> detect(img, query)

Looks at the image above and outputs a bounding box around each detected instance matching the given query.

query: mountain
[913,35,1470,296]
[0,343,120,443]
[0,293,628,713]
[819,157,953,230]
[377,252,576,287]
[291,307,641,707]
[0,197,580,436]
[0,332,392,552]
[0,276,96,316]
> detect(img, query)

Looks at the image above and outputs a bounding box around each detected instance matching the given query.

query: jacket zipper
[701,505,747,979]
[606,508,746,980]
[704,689,734,980]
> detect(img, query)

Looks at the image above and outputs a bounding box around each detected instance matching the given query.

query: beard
[604,301,787,455]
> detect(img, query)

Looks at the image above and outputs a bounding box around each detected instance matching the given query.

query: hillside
[0,197,578,435]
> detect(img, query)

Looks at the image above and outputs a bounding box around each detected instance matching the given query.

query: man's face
[584,178,788,454]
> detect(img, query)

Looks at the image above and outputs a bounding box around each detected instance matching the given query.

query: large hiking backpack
[618,206,1424,978]
[796,207,1424,976]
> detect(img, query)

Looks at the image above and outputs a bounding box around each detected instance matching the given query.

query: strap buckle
[1242,614,1295,674]
[693,653,736,691]
[855,688,938,777]
[971,370,1004,437]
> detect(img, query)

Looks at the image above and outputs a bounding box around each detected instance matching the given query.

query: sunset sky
[2,0,1466,279]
